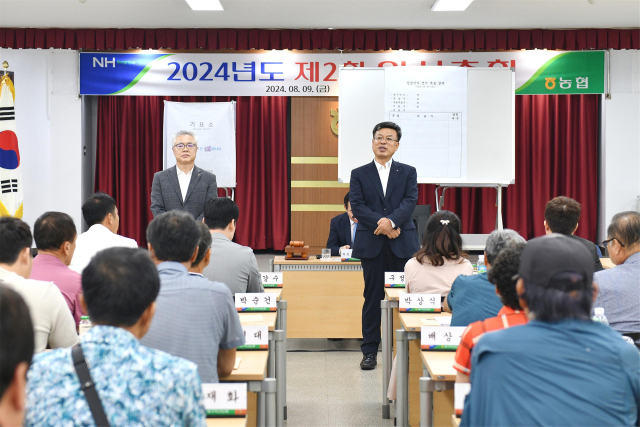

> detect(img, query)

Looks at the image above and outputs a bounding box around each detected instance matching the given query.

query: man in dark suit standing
[150,130,218,221]
[350,122,420,370]
[327,192,358,256]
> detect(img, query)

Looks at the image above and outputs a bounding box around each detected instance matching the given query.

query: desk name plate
[399,293,441,312]
[421,326,466,350]
[384,271,406,288]
[202,383,247,417]
[238,325,269,350]
[236,293,277,312]
[260,272,283,288]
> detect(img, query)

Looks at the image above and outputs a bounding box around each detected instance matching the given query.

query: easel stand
[434,184,506,230]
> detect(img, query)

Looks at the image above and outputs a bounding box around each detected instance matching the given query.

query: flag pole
[1,61,7,76]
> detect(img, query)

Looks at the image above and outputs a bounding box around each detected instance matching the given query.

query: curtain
[95,96,289,250]
[2,28,638,51]
[417,94,600,242]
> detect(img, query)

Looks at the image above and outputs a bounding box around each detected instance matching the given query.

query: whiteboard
[163,101,237,188]
[338,67,515,185]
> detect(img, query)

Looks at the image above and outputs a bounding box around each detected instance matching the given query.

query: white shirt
[69,224,139,274]
[0,267,78,353]
[350,218,357,244]
[375,158,393,196]
[375,158,396,228]
[176,166,194,202]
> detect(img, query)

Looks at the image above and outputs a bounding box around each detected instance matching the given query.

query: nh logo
[93,57,115,67]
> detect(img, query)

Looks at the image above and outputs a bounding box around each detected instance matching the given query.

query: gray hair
[171,130,198,147]
[485,229,526,265]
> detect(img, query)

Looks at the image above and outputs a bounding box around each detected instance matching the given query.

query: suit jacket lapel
[364,161,385,202]
[167,166,184,204]
[384,161,401,203]
[184,166,202,205]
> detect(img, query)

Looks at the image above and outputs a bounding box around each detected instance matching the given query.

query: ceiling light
[184,0,224,11]
[431,0,475,11]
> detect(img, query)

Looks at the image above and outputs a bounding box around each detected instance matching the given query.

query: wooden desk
[400,312,452,331]
[396,313,453,427]
[382,288,403,418]
[206,417,247,427]
[385,288,403,301]
[420,351,456,382]
[265,288,283,301]
[238,312,278,332]
[220,352,269,427]
[601,258,615,269]
[221,352,268,382]
[273,256,364,338]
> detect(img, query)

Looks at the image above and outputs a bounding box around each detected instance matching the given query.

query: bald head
[606,211,640,264]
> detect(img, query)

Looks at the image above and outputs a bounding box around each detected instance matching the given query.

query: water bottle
[477,255,487,274]
[79,316,93,337]
[592,307,609,325]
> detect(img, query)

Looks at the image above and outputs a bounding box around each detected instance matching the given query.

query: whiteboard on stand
[338,66,515,186]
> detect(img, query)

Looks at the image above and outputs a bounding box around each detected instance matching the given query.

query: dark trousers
[360,239,410,355]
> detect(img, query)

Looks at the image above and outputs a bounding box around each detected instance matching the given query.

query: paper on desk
[239,314,264,322]
[234,358,242,370]
[435,316,452,326]
[420,318,439,326]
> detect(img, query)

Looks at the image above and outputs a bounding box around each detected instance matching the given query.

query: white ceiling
[0,0,638,30]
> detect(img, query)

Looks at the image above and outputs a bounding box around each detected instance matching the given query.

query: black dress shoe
[360,353,377,370]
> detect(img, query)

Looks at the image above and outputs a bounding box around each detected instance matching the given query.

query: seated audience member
[189,221,213,277]
[446,229,525,327]
[453,242,528,384]
[461,234,640,427]
[544,196,603,271]
[69,193,138,273]
[142,211,245,382]
[388,210,472,401]
[25,248,206,426]
[327,191,358,256]
[30,212,85,327]
[593,211,640,344]
[0,217,77,353]
[202,198,264,295]
[404,210,473,296]
[0,285,34,427]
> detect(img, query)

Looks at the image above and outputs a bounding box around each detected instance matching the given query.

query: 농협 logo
[545,77,556,90]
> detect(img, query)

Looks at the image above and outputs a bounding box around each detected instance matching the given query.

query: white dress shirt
[176,166,194,202]
[375,158,393,196]
[350,218,357,245]
[375,158,396,228]
[69,224,139,273]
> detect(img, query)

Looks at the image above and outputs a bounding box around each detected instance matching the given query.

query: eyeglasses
[602,237,625,248]
[374,136,397,143]
[173,143,197,150]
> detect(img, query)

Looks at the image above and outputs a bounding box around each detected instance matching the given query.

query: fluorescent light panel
[431,0,475,11]
[184,0,224,11]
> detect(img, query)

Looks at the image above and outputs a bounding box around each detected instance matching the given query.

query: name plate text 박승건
[399,293,441,312]
[235,293,277,312]
[384,271,406,288]
[260,272,283,288]
[202,383,247,418]
[421,326,466,351]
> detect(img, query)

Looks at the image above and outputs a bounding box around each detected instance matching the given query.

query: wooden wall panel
[291,188,349,205]
[291,212,343,251]
[290,96,342,252]
[291,97,339,157]
[291,164,339,181]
